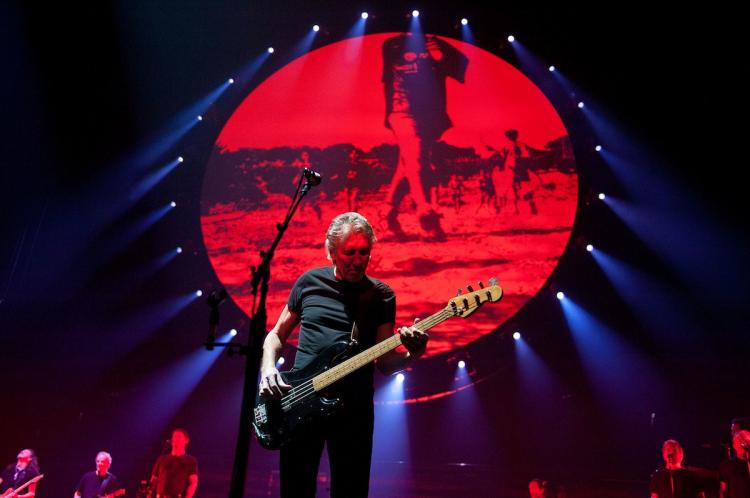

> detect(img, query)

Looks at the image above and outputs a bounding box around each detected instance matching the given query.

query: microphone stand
[215,172,316,498]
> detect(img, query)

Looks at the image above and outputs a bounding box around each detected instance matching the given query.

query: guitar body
[253,340,356,450]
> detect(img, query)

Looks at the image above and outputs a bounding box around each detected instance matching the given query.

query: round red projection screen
[201,33,578,358]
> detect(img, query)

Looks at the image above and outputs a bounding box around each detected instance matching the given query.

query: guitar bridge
[254,404,268,424]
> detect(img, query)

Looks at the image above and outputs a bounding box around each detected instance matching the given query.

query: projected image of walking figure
[382,33,468,241]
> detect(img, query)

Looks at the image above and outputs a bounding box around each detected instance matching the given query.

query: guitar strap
[349,279,377,344]
[97,474,112,497]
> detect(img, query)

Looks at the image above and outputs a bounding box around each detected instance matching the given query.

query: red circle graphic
[201,33,578,358]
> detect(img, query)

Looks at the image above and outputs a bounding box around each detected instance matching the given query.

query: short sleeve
[287,273,307,314]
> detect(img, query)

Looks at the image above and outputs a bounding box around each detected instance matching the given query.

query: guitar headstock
[446,278,503,317]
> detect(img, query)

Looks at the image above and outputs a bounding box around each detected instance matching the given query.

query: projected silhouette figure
[488,129,544,216]
[381,32,468,240]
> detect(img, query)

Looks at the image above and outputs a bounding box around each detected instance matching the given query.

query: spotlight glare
[197,115,203,121]
[177,156,184,163]
[512,331,521,340]
[195,290,203,297]
[230,328,237,336]
[361,12,369,19]
[458,360,466,369]
[507,35,515,43]
[595,145,602,152]
[277,357,285,366]
[549,65,556,72]
[228,78,234,84]
[586,244,594,252]
[577,101,585,109]
[170,201,177,208]
[313,24,320,32]
[412,10,419,17]
[396,372,405,382]
[176,247,183,254]
[267,47,274,54]
[598,193,606,200]
[556,291,565,300]
[461,18,468,25]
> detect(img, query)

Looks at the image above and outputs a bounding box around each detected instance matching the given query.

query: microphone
[303,168,322,186]
[207,288,227,308]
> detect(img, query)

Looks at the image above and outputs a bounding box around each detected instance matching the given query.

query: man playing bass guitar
[259,211,428,498]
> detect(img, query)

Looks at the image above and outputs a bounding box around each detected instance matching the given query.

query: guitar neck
[311,306,452,392]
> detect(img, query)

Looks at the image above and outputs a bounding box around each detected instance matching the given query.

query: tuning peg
[478,281,485,289]
[456,289,462,296]
[489,277,498,286]
[467,284,474,292]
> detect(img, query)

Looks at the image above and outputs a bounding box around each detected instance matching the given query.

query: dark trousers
[280,400,374,498]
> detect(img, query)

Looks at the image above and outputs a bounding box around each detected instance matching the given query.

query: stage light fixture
[177,156,184,163]
[361,12,368,19]
[549,65,556,72]
[598,193,606,200]
[277,357,285,366]
[313,25,320,32]
[196,115,203,121]
[267,47,274,54]
[461,18,468,25]
[507,35,515,42]
[458,360,466,368]
[196,290,203,297]
[228,78,234,84]
[176,247,183,254]
[396,373,405,382]
[230,328,237,336]
[586,244,593,252]
[556,291,565,300]
[412,10,419,17]
[170,201,177,208]
[577,102,585,109]
[595,145,602,152]
[513,331,521,340]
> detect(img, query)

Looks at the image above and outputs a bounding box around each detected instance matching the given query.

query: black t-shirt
[0,464,39,493]
[75,471,119,498]
[151,454,198,496]
[649,467,704,498]
[288,267,396,393]
[719,458,750,498]
[382,33,468,138]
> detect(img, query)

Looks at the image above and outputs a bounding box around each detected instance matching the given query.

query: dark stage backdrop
[1,2,748,497]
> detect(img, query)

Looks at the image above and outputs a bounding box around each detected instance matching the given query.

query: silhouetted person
[382,33,468,241]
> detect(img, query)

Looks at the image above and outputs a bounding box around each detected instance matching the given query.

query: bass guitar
[253,280,502,449]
